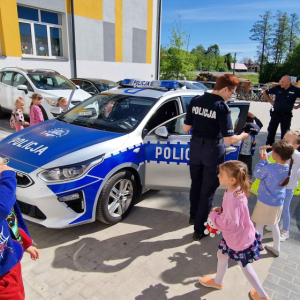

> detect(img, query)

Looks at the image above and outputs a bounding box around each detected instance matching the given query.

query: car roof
[103,87,205,99]
[1,67,60,75]
[71,78,118,84]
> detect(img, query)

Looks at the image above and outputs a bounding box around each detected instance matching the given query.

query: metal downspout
[71,0,77,78]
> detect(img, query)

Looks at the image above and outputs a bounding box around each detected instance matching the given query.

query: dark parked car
[70,78,119,95]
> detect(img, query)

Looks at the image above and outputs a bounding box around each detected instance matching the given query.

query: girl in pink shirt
[29,93,44,126]
[199,161,269,300]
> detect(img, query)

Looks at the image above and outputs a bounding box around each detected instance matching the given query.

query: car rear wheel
[96,171,136,224]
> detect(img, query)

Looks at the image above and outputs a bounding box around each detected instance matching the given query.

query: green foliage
[160,19,194,80]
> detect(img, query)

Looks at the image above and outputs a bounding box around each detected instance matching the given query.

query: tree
[250,11,273,75]
[224,53,233,70]
[282,42,300,79]
[190,45,206,54]
[272,10,290,65]
[288,13,300,52]
[206,44,220,56]
[160,19,194,80]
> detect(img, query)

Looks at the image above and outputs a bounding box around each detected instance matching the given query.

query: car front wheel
[96,171,136,224]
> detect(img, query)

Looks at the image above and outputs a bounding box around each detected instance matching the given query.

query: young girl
[29,93,44,126]
[251,140,294,257]
[264,131,300,241]
[56,97,67,110]
[199,161,269,300]
[10,97,29,132]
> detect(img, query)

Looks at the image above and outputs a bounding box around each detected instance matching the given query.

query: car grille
[16,172,34,188]
[16,200,46,220]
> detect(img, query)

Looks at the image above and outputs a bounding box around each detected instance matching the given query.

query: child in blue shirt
[251,140,294,257]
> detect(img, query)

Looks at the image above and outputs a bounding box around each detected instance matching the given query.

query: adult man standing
[183,74,249,241]
[264,75,300,146]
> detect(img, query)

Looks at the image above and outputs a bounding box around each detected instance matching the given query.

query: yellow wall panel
[66,0,103,21]
[0,0,22,57]
[146,0,153,64]
[115,0,123,62]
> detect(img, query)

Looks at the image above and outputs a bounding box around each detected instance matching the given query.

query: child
[10,97,29,132]
[238,112,263,176]
[29,93,44,126]
[264,131,300,241]
[0,158,39,299]
[56,97,67,110]
[251,140,294,257]
[199,161,269,300]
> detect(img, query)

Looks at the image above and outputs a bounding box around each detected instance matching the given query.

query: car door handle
[225,146,237,155]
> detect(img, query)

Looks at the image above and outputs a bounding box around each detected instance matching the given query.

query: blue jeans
[281,189,294,231]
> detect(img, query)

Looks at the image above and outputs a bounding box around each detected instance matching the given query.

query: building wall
[0,0,159,81]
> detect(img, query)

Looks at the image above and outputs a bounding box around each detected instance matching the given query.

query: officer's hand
[241,132,249,140]
[247,112,255,118]
[212,207,222,213]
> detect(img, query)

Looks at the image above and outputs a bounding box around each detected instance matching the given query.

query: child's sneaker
[199,277,223,289]
[280,230,289,242]
[249,289,270,300]
[265,245,280,257]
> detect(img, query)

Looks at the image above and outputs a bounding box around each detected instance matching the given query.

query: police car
[0,80,249,228]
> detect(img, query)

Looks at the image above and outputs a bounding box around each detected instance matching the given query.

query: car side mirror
[155,126,169,139]
[50,107,63,117]
[17,85,28,94]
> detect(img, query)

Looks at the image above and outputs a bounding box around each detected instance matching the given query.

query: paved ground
[0,101,300,299]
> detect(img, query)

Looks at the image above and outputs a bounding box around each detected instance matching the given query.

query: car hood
[37,89,91,101]
[0,119,126,170]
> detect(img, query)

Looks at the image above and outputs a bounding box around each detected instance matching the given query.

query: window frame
[18,5,64,58]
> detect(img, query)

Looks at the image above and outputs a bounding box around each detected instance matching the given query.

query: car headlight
[38,154,105,183]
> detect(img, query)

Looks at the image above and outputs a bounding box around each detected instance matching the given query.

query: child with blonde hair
[252,140,294,257]
[56,97,67,110]
[10,97,29,131]
[199,161,269,300]
[29,93,44,126]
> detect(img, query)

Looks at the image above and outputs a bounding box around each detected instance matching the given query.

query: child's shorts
[251,200,283,225]
[0,263,25,300]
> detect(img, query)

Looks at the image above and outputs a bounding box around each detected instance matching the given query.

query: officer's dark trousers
[189,137,225,234]
[266,112,292,146]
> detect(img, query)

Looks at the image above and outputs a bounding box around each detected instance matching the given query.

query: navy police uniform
[266,84,300,146]
[184,93,234,236]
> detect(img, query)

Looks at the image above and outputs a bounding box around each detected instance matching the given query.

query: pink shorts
[14,124,24,132]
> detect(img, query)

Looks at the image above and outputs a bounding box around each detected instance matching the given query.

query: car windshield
[93,81,119,92]
[57,94,157,134]
[192,82,209,90]
[28,73,74,90]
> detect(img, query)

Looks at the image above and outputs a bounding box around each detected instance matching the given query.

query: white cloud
[164,1,300,23]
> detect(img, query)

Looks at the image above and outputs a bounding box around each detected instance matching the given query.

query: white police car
[0,80,249,228]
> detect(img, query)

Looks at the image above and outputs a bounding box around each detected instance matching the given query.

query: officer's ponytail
[219,161,251,196]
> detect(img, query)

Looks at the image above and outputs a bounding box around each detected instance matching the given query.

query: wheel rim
[108,179,133,218]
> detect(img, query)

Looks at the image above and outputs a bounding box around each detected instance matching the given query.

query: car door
[12,72,34,115]
[0,71,14,109]
[143,102,250,192]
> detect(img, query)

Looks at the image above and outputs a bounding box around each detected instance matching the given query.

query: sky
[161,0,300,63]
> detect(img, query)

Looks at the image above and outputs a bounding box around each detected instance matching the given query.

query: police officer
[183,74,249,241]
[264,75,300,146]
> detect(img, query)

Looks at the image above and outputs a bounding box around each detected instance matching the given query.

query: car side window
[81,81,96,93]
[163,114,189,135]
[145,99,179,133]
[13,73,34,92]
[181,96,195,110]
[1,72,14,86]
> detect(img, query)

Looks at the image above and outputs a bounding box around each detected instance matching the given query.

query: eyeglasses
[228,88,235,94]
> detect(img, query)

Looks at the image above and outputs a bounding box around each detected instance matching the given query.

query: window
[17,5,63,57]
[81,81,97,93]
[1,72,14,86]
[163,115,188,135]
[13,73,34,91]
[27,74,74,90]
